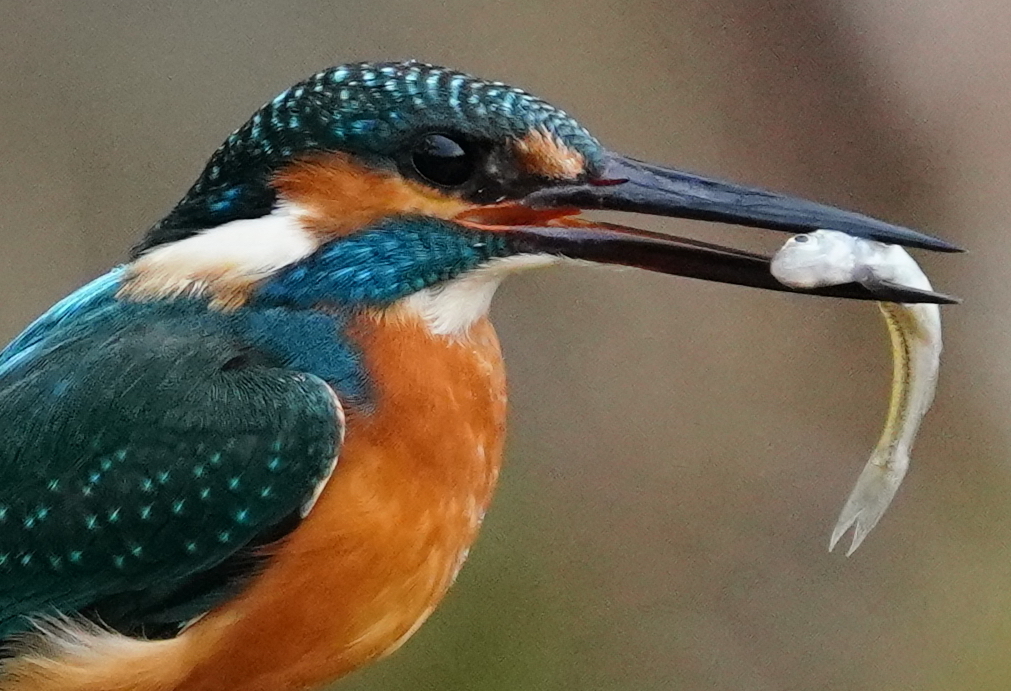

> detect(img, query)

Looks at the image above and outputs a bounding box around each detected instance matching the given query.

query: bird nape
[0,60,959,691]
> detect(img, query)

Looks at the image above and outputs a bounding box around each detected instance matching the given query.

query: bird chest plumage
[173,313,508,691]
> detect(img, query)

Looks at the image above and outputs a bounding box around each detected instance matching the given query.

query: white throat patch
[400,254,557,337]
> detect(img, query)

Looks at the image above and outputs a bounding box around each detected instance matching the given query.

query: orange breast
[179,313,507,691]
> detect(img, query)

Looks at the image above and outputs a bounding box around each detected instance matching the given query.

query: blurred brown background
[1,1,1007,689]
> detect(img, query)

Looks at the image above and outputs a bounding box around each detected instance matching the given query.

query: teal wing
[0,301,343,640]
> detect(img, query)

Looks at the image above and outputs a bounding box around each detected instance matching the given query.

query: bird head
[125,61,958,330]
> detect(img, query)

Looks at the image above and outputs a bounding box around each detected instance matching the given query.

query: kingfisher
[0,61,958,691]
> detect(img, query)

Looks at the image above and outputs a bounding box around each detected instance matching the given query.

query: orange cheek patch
[272,154,474,239]
[513,127,587,180]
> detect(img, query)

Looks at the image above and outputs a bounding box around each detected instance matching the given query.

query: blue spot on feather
[350,118,378,134]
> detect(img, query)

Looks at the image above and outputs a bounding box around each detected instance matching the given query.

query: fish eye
[409,133,476,187]
[794,235,810,243]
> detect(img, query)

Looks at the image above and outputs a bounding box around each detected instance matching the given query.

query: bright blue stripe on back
[0,268,125,377]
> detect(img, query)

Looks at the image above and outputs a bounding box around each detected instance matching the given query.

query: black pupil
[411,134,474,187]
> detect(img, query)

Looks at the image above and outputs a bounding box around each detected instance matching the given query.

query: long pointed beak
[467,152,961,304]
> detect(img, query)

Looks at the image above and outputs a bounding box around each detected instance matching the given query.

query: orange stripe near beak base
[513,128,588,180]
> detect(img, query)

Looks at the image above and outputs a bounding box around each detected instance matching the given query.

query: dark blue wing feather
[0,275,343,639]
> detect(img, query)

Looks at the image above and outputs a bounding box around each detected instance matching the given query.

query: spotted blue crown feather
[144,60,603,250]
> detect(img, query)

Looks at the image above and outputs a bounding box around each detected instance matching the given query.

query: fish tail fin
[829,454,909,556]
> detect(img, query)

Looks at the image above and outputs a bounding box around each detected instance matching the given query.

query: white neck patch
[400,254,558,338]
[122,204,318,306]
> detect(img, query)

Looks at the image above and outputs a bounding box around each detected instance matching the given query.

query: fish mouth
[456,151,961,304]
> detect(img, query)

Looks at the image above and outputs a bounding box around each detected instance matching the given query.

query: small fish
[771,229,942,555]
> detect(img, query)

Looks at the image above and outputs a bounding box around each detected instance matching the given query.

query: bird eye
[410,134,475,187]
